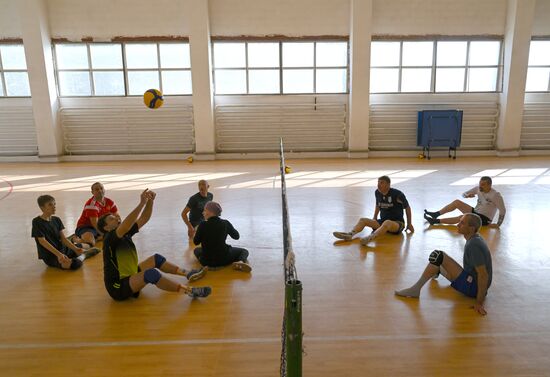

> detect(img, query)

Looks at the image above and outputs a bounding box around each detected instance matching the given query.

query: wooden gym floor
[1,157,549,376]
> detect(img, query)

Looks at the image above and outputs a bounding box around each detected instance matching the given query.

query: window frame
[370,38,504,94]
[53,41,192,97]
[0,42,31,98]
[525,38,550,93]
[212,39,349,95]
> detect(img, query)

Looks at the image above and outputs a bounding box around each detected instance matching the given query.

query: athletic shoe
[333,231,353,240]
[188,286,212,299]
[232,261,252,273]
[360,235,374,245]
[186,267,208,282]
[424,209,440,219]
[423,213,439,225]
[83,247,101,259]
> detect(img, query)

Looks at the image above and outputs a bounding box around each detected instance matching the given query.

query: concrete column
[184,0,215,158]
[496,0,536,155]
[348,0,372,158]
[17,0,62,159]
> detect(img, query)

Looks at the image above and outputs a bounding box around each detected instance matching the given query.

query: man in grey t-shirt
[424,176,506,227]
[395,213,492,315]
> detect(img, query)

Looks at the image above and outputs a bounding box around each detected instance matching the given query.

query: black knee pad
[143,268,161,284]
[428,250,444,266]
[153,253,166,268]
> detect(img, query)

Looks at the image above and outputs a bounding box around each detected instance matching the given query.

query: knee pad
[143,268,161,284]
[153,253,166,268]
[428,250,444,266]
[70,259,83,270]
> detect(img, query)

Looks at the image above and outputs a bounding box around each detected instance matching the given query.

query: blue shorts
[451,270,478,298]
[377,219,405,234]
[75,226,98,238]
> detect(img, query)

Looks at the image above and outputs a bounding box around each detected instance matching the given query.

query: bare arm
[181,206,193,228]
[37,237,70,264]
[462,186,477,198]
[405,206,414,232]
[373,205,380,220]
[136,191,155,229]
[473,265,489,315]
[89,216,100,233]
[116,189,149,238]
[495,193,506,226]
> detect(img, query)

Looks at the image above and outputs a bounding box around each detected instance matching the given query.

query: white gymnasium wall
[46,0,189,40]
[533,0,550,36]
[372,0,507,36]
[0,0,22,38]
[209,0,350,36]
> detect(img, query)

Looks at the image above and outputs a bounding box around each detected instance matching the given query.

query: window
[526,40,550,92]
[0,44,31,97]
[370,39,502,93]
[54,42,192,97]
[212,41,348,95]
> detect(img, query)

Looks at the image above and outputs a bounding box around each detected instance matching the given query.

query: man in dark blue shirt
[395,213,492,315]
[181,180,213,239]
[333,175,414,245]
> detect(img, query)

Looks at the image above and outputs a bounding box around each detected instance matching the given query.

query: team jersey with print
[375,188,409,223]
[76,197,118,228]
[103,223,139,287]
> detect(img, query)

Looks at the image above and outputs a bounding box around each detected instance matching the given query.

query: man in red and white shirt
[75,182,120,246]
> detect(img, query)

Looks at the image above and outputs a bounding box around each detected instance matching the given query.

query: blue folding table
[417,110,463,160]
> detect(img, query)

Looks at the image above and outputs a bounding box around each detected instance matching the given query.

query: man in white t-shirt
[424,176,506,227]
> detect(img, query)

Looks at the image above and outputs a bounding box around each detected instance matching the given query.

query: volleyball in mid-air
[143,89,164,109]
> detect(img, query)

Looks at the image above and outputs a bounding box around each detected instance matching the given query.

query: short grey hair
[464,213,482,232]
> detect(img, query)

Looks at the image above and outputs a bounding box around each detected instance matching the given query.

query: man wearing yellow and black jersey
[99,189,211,301]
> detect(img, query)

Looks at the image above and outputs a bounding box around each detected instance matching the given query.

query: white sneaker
[333,231,353,240]
[360,235,374,245]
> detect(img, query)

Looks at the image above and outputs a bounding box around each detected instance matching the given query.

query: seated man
[75,182,120,246]
[193,201,252,273]
[98,189,211,302]
[32,195,100,270]
[424,176,506,227]
[333,175,414,245]
[182,180,213,239]
[395,213,492,316]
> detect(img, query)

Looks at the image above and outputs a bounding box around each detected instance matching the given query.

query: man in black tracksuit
[193,201,252,273]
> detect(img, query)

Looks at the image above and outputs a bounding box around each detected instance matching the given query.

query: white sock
[77,254,86,261]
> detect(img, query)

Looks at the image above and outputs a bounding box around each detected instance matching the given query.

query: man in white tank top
[423,176,506,227]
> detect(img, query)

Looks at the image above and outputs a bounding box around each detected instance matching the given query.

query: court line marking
[0,177,14,201]
[1,330,548,350]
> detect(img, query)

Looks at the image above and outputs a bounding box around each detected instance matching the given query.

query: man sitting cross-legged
[395,213,492,316]
[193,201,252,273]
[98,189,211,302]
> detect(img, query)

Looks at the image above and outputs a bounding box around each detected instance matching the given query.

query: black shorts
[377,219,405,234]
[471,208,491,226]
[105,267,141,301]
[41,249,79,269]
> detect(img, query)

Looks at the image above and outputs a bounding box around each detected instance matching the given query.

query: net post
[285,279,302,377]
